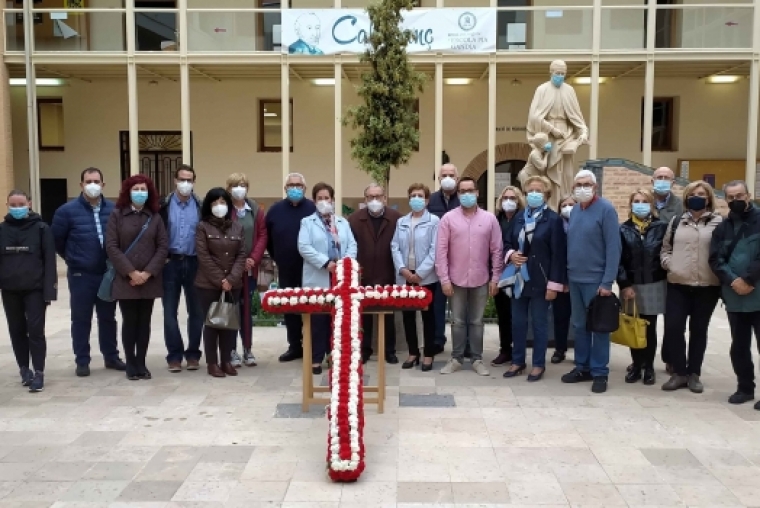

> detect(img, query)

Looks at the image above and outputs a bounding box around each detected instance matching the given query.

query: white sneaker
[243,348,257,366]
[230,350,242,368]
[440,358,462,375]
[472,360,490,376]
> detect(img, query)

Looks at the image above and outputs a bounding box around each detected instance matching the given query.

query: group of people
[0,163,758,411]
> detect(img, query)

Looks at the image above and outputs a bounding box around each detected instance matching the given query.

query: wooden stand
[301,311,390,414]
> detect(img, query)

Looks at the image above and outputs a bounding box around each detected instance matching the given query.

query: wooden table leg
[302,314,313,413]
[377,313,385,414]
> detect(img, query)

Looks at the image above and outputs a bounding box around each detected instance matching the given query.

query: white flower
[391,290,399,298]
[276,289,284,295]
[400,289,408,298]
[308,295,317,304]
[299,296,308,304]
[317,295,325,305]
[418,291,426,299]
[270,297,280,305]
[326,294,335,302]
[289,296,298,305]
[381,291,389,299]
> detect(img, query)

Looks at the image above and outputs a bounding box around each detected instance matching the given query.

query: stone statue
[518,60,589,211]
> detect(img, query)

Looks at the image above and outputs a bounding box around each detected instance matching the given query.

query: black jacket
[617,218,668,289]
[428,190,460,219]
[498,210,520,259]
[0,212,58,301]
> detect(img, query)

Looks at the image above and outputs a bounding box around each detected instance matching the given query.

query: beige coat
[661,211,723,286]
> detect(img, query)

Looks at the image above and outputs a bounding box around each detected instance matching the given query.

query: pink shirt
[435,207,504,288]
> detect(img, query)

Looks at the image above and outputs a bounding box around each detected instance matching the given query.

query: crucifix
[262,257,432,482]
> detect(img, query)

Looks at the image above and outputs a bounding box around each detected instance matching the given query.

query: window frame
[37,97,65,152]
[640,96,677,152]
[258,98,294,153]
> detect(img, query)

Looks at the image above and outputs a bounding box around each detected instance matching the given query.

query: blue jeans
[511,295,550,368]
[236,275,256,351]
[162,256,204,364]
[68,271,119,366]
[570,281,611,377]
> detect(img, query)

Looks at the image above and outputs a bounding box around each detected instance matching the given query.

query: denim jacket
[391,210,440,286]
[297,212,357,288]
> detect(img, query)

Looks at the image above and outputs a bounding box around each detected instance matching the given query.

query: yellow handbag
[611,299,648,349]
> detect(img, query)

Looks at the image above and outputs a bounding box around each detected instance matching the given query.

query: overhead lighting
[706,75,740,84]
[264,112,277,117]
[511,79,522,86]
[9,78,65,86]
[444,78,472,85]
[312,78,335,86]
[573,77,607,85]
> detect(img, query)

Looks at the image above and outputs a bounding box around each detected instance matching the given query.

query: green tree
[343,0,426,188]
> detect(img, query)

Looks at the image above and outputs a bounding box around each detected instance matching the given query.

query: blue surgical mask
[459,193,477,209]
[409,196,426,213]
[544,142,552,152]
[131,190,148,206]
[286,187,304,202]
[653,180,671,195]
[8,207,28,220]
[551,75,564,87]
[632,203,651,218]
[526,192,545,208]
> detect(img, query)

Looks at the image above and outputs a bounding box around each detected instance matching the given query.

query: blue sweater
[265,198,316,271]
[567,197,621,290]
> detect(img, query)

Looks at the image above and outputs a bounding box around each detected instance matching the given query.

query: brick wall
[602,166,728,223]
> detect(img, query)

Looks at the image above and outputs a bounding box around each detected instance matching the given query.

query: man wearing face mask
[561,170,621,394]
[709,180,760,411]
[348,183,401,364]
[652,167,683,224]
[428,164,461,219]
[52,168,126,377]
[265,173,316,362]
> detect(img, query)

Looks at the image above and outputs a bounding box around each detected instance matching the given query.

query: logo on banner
[288,12,325,55]
[458,12,476,31]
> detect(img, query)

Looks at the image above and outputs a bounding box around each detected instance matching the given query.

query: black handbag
[586,294,621,334]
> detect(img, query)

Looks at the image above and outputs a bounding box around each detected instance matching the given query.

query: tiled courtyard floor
[1,272,760,507]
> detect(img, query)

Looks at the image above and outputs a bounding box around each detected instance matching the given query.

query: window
[641,97,678,152]
[259,99,294,153]
[135,0,178,52]
[37,98,64,151]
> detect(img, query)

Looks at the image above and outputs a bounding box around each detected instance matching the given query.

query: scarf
[208,216,232,233]
[321,213,341,260]
[631,214,651,235]
[499,204,546,298]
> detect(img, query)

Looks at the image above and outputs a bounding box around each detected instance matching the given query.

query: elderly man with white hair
[652,166,683,225]
[265,173,317,362]
[561,169,621,394]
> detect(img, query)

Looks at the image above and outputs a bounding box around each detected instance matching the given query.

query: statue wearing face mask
[525,59,590,212]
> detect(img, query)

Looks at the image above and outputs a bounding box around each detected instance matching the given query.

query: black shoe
[421,358,434,372]
[76,364,90,377]
[592,376,608,394]
[362,351,372,364]
[643,367,656,386]
[430,344,445,356]
[561,369,593,383]
[491,353,512,367]
[626,363,634,373]
[28,371,44,393]
[126,364,140,381]
[503,364,526,378]
[402,356,420,369]
[527,368,546,382]
[312,365,323,375]
[755,400,760,411]
[625,366,642,384]
[551,351,566,364]
[728,391,755,405]
[105,358,127,371]
[385,353,399,365]
[20,367,33,386]
[278,349,303,362]
[137,365,152,380]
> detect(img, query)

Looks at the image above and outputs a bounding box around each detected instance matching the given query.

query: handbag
[97,217,152,302]
[256,252,276,292]
[205,291,240,331]
[585,293,620,334]
[611,299,649,349]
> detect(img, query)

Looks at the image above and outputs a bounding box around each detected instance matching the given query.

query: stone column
[0,61,15,201]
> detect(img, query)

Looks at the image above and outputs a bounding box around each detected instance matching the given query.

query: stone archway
[462,142,532,181]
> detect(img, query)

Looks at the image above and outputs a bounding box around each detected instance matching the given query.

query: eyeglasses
[502,196,518,202]
[574,184,593,190]
[286,183,305,190]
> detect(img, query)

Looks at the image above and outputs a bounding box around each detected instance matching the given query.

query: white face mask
[561,205,573,219]
[440,176,457,192]
[316,200,334,215]
[230,186,247,200]
[177,181,194,196]
[212,204,228,218]
[84,183,102,199]
[574,187,594,203]
[367,200,384,215]
[501,199,517,213]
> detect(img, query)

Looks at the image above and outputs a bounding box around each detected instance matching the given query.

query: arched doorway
[477,159,526,209]
[462,142,532,207]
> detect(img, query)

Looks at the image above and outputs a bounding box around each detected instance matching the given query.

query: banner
[281,8,496,55]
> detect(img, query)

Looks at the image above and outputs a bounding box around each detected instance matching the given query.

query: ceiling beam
[38,66,92,83]
[289,67,304,81]
[570,64,590,78]
[699,62,749,79]
[479,65,490,80]
[136,65,177,82]
[612,63,645,79]
[189,66,221,82]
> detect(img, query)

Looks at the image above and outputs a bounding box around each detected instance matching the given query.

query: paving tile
[396,482,453,504]
[399,393,456,408]
[274,403,326,419]
[116,481,183,502]
[560,482,627,506]
[616,484,684,506]
[58,481,129,502]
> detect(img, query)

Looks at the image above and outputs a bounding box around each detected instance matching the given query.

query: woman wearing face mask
[550,194,576,364]
[491,186,524,367]
[391,184,441,371]
[105,175,168,381]
[298,182,357,374]
[0,191,57,393]
[617,189,668,386]
[660,181,723,394]
[195,188,247,378]
[502,176,567,381]
[226,173,268,369]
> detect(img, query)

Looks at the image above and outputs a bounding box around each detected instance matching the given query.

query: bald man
[428,164,461,219]
[652,167,683,225]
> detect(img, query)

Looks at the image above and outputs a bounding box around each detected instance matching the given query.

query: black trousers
[629,314,658,368]
[2,290,47,372]
[118,299,155,369]
[494,290,513,357]
[312,314,332,364]
[663,283,720,377]
[553,291,572,352]
[198,288,241,365]
[727,311,760,394]
[362,313,397,356]
[402,282,439,357]
[278,268,304,352]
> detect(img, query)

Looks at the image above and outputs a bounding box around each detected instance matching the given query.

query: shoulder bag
[611,299,648,349]
[205,291,240,330]
[97,217,152,302]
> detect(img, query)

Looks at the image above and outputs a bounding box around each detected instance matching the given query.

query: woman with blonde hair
[660,180,723,393]
[491,185,524,367]
[617,188,668,385]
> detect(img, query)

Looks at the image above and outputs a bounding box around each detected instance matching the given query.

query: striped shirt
[92,201,103,247]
